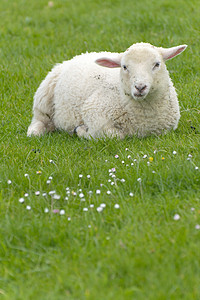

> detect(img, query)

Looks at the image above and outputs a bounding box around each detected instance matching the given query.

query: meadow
[0,0,200,299]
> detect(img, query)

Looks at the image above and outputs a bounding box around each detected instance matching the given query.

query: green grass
[0,0,200,299]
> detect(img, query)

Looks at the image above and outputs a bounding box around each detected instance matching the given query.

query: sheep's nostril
[135,85,147,93]
[141,85,147,92]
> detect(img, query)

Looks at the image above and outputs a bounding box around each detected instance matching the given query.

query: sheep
[27,42,187,139]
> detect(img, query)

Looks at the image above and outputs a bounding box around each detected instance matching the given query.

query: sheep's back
[53,52,120,130]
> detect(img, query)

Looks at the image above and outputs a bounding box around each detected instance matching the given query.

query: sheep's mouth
[124,90,148,100]
[132,93,148,101]
[134,93,144,98]
[131,85,149,100]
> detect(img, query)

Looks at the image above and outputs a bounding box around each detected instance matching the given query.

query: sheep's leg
[75,121,125,139]
[75,124,90,138]
[77,91,126,139]
[27,119,46,137]
[102,127,126,139]
[27,64,62,137]
[27,109,55,136]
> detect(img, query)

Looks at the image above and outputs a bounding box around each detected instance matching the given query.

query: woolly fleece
[27,42,187,139]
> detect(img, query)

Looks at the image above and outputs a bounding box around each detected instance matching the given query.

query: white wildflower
[97,207,103,212]
[49,190,56,195]
[19,198,25,203]
[173,214,180,221]
[53,194,61,200]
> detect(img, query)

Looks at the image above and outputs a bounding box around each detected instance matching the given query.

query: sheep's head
[95,43,187,101]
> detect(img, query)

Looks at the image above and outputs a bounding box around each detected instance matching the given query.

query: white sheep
[27,42,187,139]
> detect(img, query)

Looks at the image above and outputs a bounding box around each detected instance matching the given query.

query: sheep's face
[120,47,162,100]
[95,43,187,101]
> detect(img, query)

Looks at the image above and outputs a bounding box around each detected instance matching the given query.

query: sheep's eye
[123,65,127,71]
[153,62,160,69]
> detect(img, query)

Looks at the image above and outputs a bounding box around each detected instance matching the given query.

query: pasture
[0,0,200,299]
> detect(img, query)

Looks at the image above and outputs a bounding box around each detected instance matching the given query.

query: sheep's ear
[95,56,121,68]
[160,45,187,61]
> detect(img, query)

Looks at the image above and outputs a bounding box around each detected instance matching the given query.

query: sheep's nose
[135,85,147,93]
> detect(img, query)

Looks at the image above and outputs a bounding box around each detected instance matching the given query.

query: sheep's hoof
[74,124,89,137]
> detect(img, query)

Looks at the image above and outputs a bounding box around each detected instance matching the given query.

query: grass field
[0,0,200,299]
